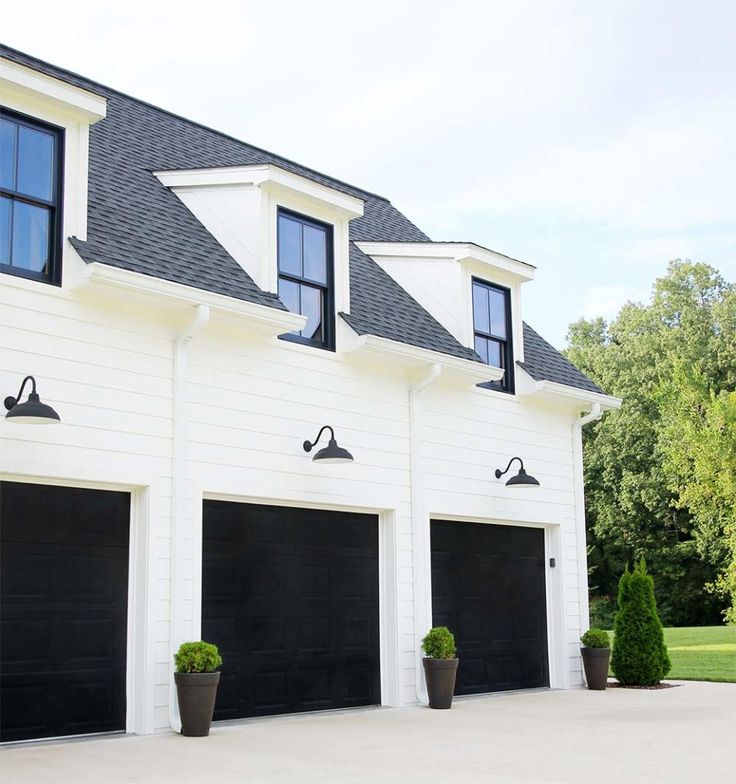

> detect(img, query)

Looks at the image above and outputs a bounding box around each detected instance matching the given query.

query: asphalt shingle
[0,44,605,395]
[519,323,605,395]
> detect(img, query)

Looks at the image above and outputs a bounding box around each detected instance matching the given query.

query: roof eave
[74,261,307,335]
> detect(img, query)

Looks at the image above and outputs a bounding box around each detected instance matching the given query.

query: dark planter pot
[175,671,221,736]
[581,647,610,690]
[423,658,459,709]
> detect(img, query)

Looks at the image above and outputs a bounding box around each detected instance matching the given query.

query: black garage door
[0,482,130,742]
[431,520,549,694]
[202,501,380,720]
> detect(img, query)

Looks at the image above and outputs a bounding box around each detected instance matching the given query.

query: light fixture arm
[495,456,525,479]
[4,375,37,411]
[303,425,336,453]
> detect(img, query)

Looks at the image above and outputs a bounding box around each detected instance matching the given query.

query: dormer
[355,242,535,392]
[0,57,106,286]
[155,164,364,350]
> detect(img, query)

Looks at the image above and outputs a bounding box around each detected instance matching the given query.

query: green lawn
[606,626,736,683]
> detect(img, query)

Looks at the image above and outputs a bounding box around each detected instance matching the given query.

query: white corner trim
[409,362,443,706]
[169,304,210,733]
[78,261,306,333]
[356,241,535,283]
[523,379,622,410]
[154,163,364,219]
[345,331,504,383]
[0,57,107,122]
[572,402,604,650]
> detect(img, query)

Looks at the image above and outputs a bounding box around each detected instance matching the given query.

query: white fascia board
[155,163,364,220]
[521,379,622,410]
[345,331,504,384]
[0,58,107,122]
[356,241,535,283]
[78,262,306,333]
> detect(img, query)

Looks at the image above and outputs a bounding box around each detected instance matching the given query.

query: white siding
[0,268,590,733]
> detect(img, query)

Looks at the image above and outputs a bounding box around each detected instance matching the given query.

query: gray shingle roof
[342,244,480,361]
[1,44,604,395]
[519,323,605,395]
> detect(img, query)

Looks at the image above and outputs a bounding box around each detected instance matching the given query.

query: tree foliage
[611,562,670,685]
[566,260,736,624]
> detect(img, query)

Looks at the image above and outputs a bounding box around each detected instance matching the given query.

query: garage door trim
[429,516,566,691]
[0,474,150,740]
[195,494,402,711]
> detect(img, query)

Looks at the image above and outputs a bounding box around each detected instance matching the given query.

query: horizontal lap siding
[0,278,176,730]
[1,276,589,727]
[186,333,416,707]
[421,387,584,684]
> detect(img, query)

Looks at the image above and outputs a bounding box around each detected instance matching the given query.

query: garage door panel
[202,501,380,720]
[431,520,549,695]
[1,482,130,742]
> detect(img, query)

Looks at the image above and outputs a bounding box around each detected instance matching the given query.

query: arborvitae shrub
[611,562,671,685]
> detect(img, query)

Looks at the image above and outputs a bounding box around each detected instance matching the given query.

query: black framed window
[472,278,514,392]
[277,209,335,350]
[0,109,63,285]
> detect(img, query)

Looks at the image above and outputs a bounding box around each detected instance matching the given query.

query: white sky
[4,0,735,346]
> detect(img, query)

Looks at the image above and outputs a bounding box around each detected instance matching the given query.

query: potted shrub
[580,627,611,690]
[421,626,459,709]
[174,641,222,737]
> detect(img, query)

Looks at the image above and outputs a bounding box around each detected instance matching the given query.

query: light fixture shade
[303,425,354,464]
[494,457,540,488]
[505,468,540,488]
[4,391,61,425]
[312,439,354,464]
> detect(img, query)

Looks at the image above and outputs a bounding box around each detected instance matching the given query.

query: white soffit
[518,375,622,411]
[0,58,107,122]
[155,163,365,220]
[356,241,536,283]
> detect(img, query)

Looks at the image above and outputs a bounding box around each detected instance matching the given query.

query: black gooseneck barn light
[303,425,354,464]
[4,375,61,424]
[494,457,540,488]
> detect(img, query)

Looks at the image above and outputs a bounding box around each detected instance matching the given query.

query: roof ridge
[0,42,393,205]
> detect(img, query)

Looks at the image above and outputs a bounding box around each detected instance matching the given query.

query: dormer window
[277,209,335,350]
[0,109,63,285]
[472,278,514,392]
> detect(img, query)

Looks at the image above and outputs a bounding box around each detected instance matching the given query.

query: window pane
[278,214,301,275]
[0,118,17,191]
[472,282,490,334]
[300,284,322,341]
[474,335,488,363]
[0,196,11,264]
[278,275,300,312]
[487,340,502,368]
[17,125,55,201]
[489,288,507,338]
[303,224,326,283]
[11,201,50,272]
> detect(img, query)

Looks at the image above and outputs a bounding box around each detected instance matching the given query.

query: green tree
[611,562,670,685]
[566,261,736,624]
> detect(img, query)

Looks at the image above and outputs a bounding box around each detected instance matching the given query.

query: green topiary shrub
[611,562,670,685]
[421,626,457,659]
[581,628,610,648]
[174,641,222,673]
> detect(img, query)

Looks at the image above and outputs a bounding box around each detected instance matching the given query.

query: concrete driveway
[2,681,733,784]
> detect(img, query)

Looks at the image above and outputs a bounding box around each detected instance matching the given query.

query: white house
[0,45,620,743]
